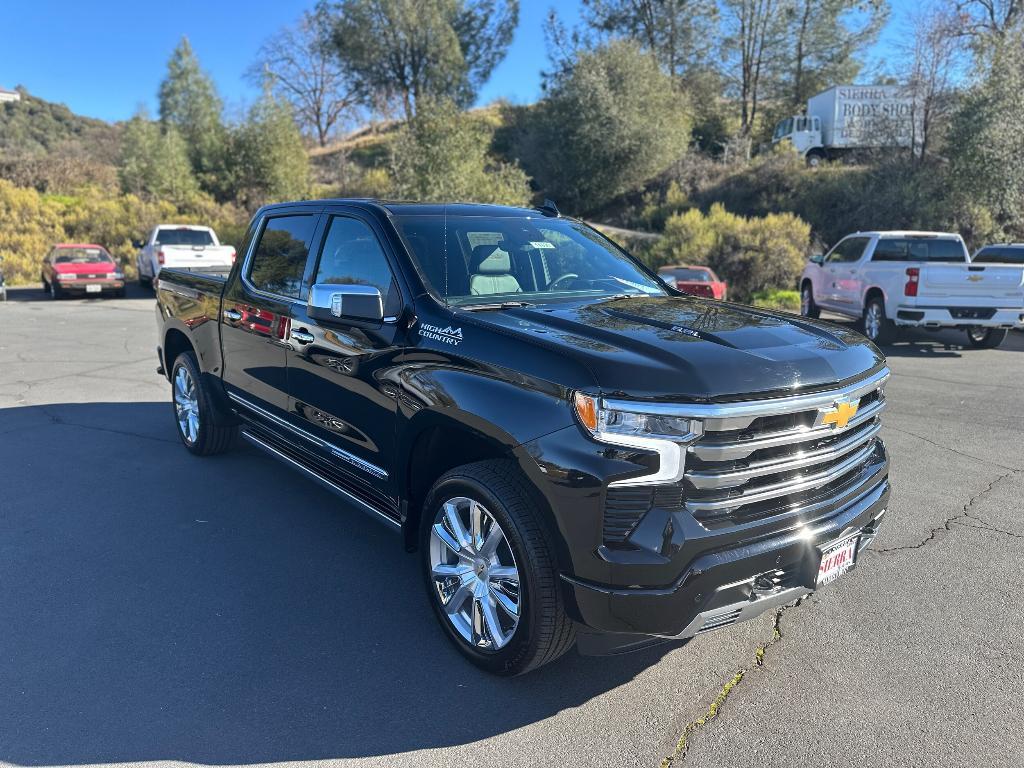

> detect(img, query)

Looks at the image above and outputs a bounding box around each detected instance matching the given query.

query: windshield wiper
[460,301,532,311]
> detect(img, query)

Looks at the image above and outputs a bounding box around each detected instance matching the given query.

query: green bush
[750,288,801,312]
[650,204,810,302]
[518,40,691,214]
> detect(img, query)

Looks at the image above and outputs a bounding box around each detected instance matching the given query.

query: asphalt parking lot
[1,285,1022,768]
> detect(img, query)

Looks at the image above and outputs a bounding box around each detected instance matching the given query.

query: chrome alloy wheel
[864,302,883,340]
[429,496,521,651]
[801,286,812,316]
[173,366,200,444]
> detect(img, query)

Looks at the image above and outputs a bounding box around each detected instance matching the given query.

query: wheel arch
[862,285,887,314]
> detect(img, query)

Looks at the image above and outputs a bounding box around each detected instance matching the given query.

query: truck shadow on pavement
[824,320,1024,358]
[0,401,675,766]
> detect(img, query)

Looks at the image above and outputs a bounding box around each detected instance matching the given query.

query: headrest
[470,244,512,274]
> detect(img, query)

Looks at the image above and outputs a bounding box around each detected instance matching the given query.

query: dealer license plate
[86,284,102,293]
[817,536,858,587]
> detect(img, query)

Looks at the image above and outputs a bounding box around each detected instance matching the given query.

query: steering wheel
[548,273,579,290]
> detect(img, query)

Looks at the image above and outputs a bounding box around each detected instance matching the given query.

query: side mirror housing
[809,253,825,265]
[132,240,144,250]
[308,283,383,324]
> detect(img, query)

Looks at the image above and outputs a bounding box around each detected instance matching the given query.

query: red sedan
[657,265,727,300]
[41,244,126,299]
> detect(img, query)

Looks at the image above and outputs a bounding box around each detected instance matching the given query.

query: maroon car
[41,244,126,299]
[657,265,727,300]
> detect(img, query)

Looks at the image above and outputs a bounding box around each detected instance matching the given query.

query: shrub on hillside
[517,40,691,214]
[651,204,810,302]
[389,99,531,205]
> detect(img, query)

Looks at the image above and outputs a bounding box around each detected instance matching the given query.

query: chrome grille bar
[685,420,882,489]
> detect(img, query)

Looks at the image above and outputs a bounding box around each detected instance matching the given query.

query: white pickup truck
[135,224,235,289]
[800,231,1024,348]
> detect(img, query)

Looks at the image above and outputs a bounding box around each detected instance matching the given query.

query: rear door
[220,209,323,421]
[284,208,409,517]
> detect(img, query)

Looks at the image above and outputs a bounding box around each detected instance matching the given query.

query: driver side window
[826,237,868,263]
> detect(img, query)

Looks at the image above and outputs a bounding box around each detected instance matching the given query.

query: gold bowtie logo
[821,400,859,429]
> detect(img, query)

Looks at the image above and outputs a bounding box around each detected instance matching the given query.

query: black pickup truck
[155,200,890,675]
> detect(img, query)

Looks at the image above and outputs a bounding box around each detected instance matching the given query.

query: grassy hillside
[0,88,121,163]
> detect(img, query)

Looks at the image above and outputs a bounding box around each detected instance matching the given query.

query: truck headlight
[573,393,703,485]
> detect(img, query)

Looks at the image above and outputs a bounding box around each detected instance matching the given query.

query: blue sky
[2,0,907,124]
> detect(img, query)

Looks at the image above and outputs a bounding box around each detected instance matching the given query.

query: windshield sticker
[420,323,463,346]
[529,241,556,250]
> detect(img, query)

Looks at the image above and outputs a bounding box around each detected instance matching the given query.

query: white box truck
[772,85,917,166]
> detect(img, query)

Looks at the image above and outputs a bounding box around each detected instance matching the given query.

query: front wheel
[862,297,895,345]
[800,282,820,318]
[966,327,1007,349]
[170,352,236,455]
[422,460,575,675]
[49,280,61,300]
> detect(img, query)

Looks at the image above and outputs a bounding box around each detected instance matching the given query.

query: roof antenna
[538,198,560,217]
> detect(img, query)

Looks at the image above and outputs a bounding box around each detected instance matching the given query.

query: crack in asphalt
[872,469,1021,554]
[884,424,1022,472]
[660,607,791,767]
[38,404,179,445]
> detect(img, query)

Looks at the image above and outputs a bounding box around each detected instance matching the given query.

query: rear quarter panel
[157,270,227,376]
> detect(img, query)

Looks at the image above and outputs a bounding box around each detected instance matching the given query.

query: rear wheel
[170,352,236,455]
[422,460,575,675]
[966,327,1007,349]
[862,296,896,345]
[800,282,820,318]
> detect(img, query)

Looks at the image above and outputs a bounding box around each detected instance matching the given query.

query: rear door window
[248,215,318,299]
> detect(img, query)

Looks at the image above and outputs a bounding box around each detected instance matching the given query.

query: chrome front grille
[682,371,888,529]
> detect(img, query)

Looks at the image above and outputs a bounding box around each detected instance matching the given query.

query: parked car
[799,231,1024,348]
[657,265,727,299]
[135,224,235,289]
[971,244,1024,264]
[40,244,126,299]
[156,200,890,675]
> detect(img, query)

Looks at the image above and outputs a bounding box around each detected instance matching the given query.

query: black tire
[421,459,575,675]
[966,327,1007,349]
[806,150,826,168]
[800,281,820,318]
[49,280,61,300]
[170,351,236,455]
[114,288,127,298]
[862,296,896,345]
[139,274,151,289]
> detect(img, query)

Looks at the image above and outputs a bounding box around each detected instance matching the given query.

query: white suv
[799,231,1024,348]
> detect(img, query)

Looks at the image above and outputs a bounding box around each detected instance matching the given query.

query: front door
[821,236,869,309]
[221,210,322,420]
[285,211,409,517]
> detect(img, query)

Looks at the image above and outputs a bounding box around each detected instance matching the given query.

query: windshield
[662,267,711,282]
[156,228,215,246]
[973,246,1024,264]
[773,118,794,141]
[393,214,666,306]
[872,238,966,262]
[53,247,110,264]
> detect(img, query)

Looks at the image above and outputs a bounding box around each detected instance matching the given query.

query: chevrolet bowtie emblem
[967,275,983,282]
[820,400,860,429]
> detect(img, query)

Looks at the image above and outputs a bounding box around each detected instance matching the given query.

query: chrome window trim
[602,367,889,424]
[227,391,388,480]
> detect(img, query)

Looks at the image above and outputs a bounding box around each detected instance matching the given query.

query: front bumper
[57,279,125,294]
[895,305,1024,329]
[562,474,888,639]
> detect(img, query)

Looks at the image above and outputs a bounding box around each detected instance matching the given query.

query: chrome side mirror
[308,283,383,324]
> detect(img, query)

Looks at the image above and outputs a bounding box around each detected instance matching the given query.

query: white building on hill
[0,87,21,103]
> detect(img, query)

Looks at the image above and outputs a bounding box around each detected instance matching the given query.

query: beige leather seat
[469,244,522,296]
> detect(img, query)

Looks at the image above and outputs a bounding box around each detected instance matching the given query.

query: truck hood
[465,295,885,401]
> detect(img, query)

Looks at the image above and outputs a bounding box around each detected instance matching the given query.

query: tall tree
[721,0,792,136]
[231,89,311,209]
[578,0,719,80]
[954,0,1023,38]
[158,37,226,190]
[250,5,362,147]
[786,0,889,109]
[326,0,518,120]
[119,110,200,206]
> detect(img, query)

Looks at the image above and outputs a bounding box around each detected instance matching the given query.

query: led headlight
[573,392,703,486]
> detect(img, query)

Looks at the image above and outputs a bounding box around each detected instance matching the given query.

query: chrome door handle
[223,308,242,322]
[290,328,315,344]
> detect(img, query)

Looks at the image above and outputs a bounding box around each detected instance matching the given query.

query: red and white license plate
[817,536,859,587]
